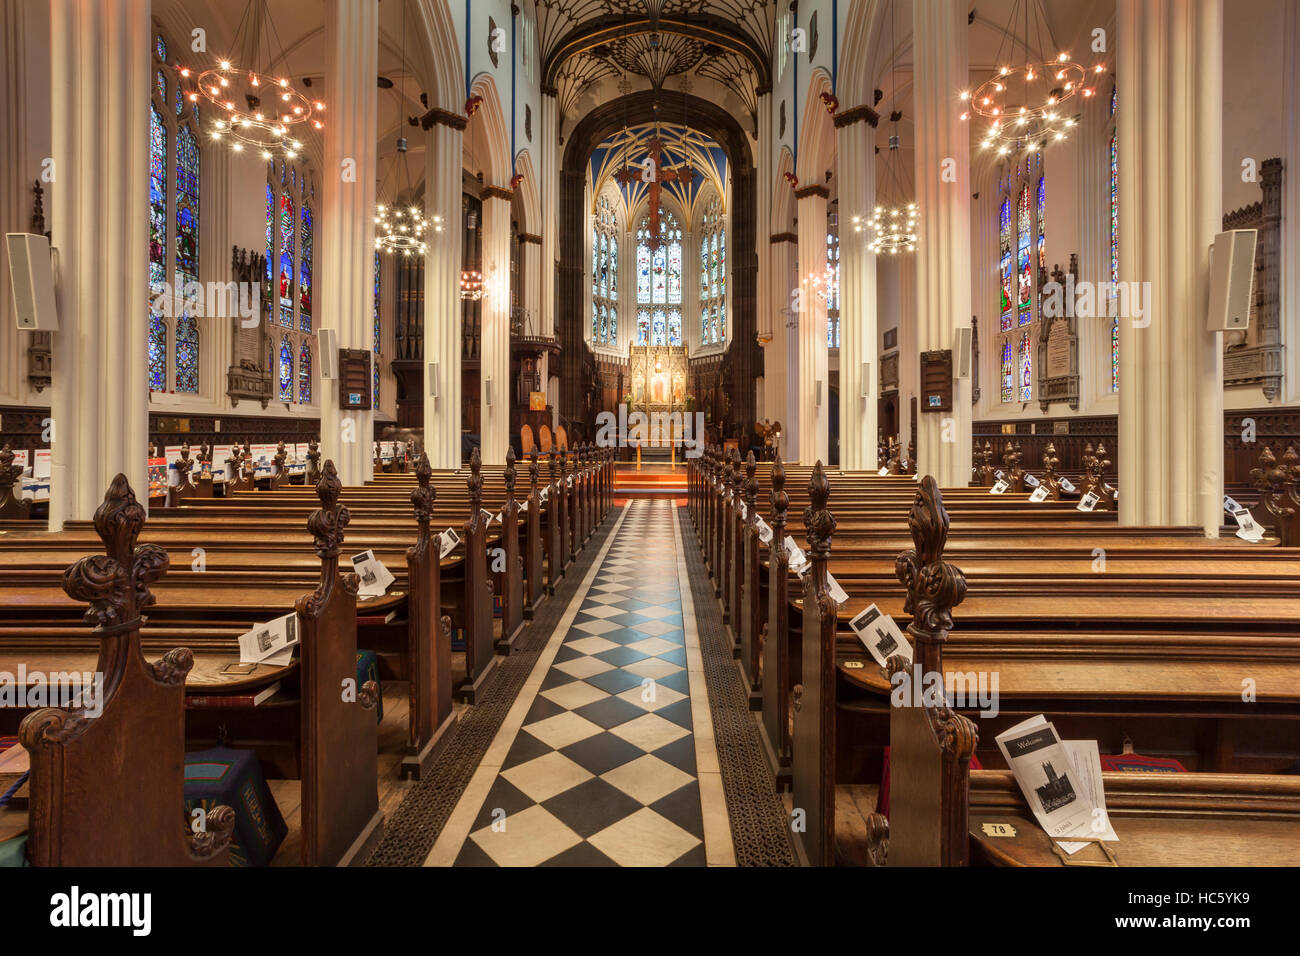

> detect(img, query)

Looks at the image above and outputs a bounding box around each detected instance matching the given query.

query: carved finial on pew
[744,451,758,525]
[64,474,169,636]
[557,443,567,491]
[804,460,836,561]
[724,447,736,505]
[307,460,350,560]
[771,452,788,532]
[505,446,517,510]
[1251,446,1296,544]
[468,445,483,513]
[896,476,967,639]
[530,451,540,499]
[410,452,435,528]
[1281,445,1300,509]
[1042,442,1060,479]
[549,447,559,489]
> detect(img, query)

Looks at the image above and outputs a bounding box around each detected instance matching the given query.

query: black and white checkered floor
[425,499,733,866]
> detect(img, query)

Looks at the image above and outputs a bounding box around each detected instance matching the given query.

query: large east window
[635,211,683,347]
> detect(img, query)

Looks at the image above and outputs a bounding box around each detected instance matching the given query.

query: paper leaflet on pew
[1223,496,1265,542]
[994,715,1117,855]
[783,535,808,574]
[439,528,462,559]
[848,603,913,666]
[1077,491,1100,512]
[1029,485,1050,503]
[754,516,773,544]
[350,549,395,598]
[237,612,299,666]
[480,507,502,527]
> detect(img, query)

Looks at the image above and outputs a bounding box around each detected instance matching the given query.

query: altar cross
[615,135,693,250]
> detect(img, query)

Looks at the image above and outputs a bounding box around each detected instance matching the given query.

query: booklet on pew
[1059,477,1078,494]
[824,573,849,606]
[1223,495,1265,542]
[237,612,299,665]
[848,604,913,667]
[755,516,773,544]
[989,478,1009,495]
[994,715,1117,854]
[1023,473,1041,488]
[1028,485,1050,502]
[350,550,395,598]
[439,527,462,558]
[1077,491,1101,512]
[878,467,889,477]
[479,507,501,527]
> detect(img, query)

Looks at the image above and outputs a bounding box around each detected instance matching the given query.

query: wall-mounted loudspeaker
[428,361,439,398]
[815,379,823,406]
[859,362,871,398]
[318,328,338,378]
[485,377,494,408]
[953,326,973,379]
[1207,228,1257,332]
[6,233,59,331]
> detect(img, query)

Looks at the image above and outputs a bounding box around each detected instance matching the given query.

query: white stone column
[539,88,558,340]
[897,254,917,454]
[795,185,830,465]
[480,188,512,466]
[422,117,464,469]
[318,0,378,485]
[198,143,233,409]
[911,0,972,486]
[0,0,38,407]
[1117,0,1223,534]
[768,235,796,452]
[1282,2,1300,405]
[837,113,878,470]
[48,0,151,527]
[754,90,773,422]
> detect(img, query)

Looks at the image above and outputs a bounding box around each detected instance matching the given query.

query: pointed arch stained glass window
[148,104,168,390]
[149,317,167,391]
[156,70,167,102]
[1017,185,1032,325]
[279,336,293,402]
[636,242,651,302]
[1111,319,1119,393]
[299,205,313,331]
[999,198,1013,332]
[610,236,618,301]
[1018,331,1032,402]
[154,34,167,61]
[299,341,312,404]
[1000,341,1013,403]
[667,310,682,346]
[278,192,295,322]
[1035,176,1046,274]
[1109,131,1119,289]
[699,198,726,345]
[265,181,274,324]
[175,123,199,285]
[373,249,381,406]
[175,315,198,392]
[636,310,650,345]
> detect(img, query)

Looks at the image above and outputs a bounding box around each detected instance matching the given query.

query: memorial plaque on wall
[338,349,372,410]
[1046,319,1072,378]
[920,350,953,413]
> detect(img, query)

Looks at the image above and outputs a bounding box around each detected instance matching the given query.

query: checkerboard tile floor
[451,500,707,866]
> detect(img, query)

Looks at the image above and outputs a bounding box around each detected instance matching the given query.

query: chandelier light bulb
[962,51,1100,155]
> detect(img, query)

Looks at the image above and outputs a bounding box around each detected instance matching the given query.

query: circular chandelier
[960,1,1105,156]
[962,55,1104,155]
[192,64,321,159]
[177,1,323,160]
[460,270,484,301]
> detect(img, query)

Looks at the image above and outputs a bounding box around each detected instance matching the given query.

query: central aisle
[425,500,734,866]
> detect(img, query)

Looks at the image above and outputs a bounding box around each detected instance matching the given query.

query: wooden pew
[19,474,237,866]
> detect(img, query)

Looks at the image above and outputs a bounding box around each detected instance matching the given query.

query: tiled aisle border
[669,501,736,865]
[425,503,633,866]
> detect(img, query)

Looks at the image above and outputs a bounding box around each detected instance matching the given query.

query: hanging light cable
[865,0,917,255]
[375,0,437,256]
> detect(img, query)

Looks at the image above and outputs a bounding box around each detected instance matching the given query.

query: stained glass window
[997,160,1044,403]
[1018,331,1032,402]
[265,180,274,324]
[1109,131,1118,289]
[998,198,1013,332]
[636,211,682,309]
[278,192,295,321]
[698,198,726,345]
[148,104,168,389]
[175,315,198,392]
[651,309,667,346]
[667,310,682,346]
[636,311,650,345]
[1035,177,1046,274]
[299,340,312,404]
[826,213,841,348]
[299,205,313,331]
[149,316,167,391]
[1110,319,1119,393]
[278,336,293,402]
[373,249,381,407]
[1016,184,1032,325]
[156,70,167,102]
[149,106,168,294]
[591,196,619,347]
[155,34,167,61]
[637,242,651,302]
[1000,341,1013,403]
[175,123,199,286]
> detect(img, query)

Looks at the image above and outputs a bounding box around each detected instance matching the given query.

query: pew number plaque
[981,823,1017,838]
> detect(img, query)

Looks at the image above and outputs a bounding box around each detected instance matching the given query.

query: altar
[628,344,688,413]
[627,344,689,455]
